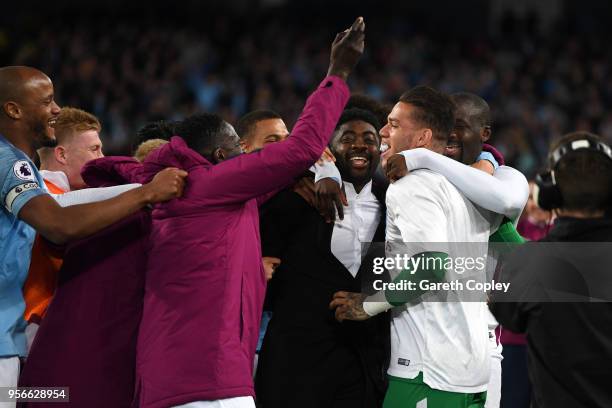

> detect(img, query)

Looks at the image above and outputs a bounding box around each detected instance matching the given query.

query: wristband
[363,297,393,316]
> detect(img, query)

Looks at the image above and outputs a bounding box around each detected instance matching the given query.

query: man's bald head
[447,92,492,164]
[0,66,51,105]
[450,92,491,129]
[0,66,60,153]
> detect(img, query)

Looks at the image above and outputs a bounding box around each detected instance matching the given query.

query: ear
[55,146,68,165]
[212,147,226,164]
[3,102,21,120]
[239,139,248,154]
[418,128,433,148]
[481,126,492,143]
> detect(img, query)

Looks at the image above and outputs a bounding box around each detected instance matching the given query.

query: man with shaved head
[0,66,186,390]
[0,66,60,153]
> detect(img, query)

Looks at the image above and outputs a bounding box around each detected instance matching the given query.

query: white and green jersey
[384,169,503,394]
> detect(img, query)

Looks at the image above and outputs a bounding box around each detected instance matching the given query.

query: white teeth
[380,143,389,153]
[350,157,367,161]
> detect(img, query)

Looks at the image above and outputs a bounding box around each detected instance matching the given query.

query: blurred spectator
[2,6,611,177]
[518,181,555,240]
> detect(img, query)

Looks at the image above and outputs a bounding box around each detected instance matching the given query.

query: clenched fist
[143,167,188,204]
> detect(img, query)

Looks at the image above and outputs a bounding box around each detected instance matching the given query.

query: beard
[29,120,55,148]
[336,155,376,188]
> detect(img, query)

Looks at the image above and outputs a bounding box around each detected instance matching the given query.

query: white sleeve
[399,148,529,221]
[363,298,393,316]
[51,184,141,207]
[310,161,342,186]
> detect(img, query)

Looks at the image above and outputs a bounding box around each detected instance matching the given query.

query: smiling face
[379,102,432,168]
[240,118,289,153]
[446,99,491,164]
[0,67,62,155]
[20,74,61,147]
[331,119,380,190]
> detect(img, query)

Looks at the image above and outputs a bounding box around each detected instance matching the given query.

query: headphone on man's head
[534,138,612,210]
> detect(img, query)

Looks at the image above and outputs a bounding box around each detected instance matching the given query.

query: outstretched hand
[327,17,366,81]
[329,291,370,322]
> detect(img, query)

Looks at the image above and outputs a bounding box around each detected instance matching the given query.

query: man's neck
[556,209,605,219]
[424,143,446,156]
[352,181,366,194]
[0,127,36,159]
[342,178,371,194]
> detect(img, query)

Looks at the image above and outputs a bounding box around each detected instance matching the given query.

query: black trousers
[256,339,367,408]
[500,345,532,408]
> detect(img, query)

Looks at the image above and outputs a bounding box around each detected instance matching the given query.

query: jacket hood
[81,157,144,187]
[482,143,505,166]
[141,136,209,183]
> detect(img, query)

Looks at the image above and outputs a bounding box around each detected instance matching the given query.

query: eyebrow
[341,130,377,137]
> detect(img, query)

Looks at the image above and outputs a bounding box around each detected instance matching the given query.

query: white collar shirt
[330,181,381,278]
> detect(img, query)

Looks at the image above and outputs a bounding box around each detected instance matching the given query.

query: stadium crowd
[2,10,612,176]
[1,7,612,408]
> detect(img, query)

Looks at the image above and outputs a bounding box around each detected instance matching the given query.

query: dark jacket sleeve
[489,243,541,333]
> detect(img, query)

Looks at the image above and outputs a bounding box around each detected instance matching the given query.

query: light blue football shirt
[0,134,48,357]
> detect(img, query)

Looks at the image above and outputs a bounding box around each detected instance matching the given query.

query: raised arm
[399,148,529,221]
[194,18,365,205]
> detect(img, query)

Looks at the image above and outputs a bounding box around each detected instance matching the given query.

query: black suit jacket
[255,181,390,408]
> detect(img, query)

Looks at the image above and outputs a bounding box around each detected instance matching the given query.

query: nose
[380,124,390,139]
[351,137,367,150]
[51,100,61,115]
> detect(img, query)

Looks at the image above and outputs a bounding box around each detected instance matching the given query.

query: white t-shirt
[384,169,502,394]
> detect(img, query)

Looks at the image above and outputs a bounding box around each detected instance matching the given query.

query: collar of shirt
[331,180,382,277]
[40,170,71,192]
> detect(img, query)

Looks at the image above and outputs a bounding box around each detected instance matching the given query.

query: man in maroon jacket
[134,18,366,408]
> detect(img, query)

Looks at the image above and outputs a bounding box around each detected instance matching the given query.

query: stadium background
[1,0,611,177]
